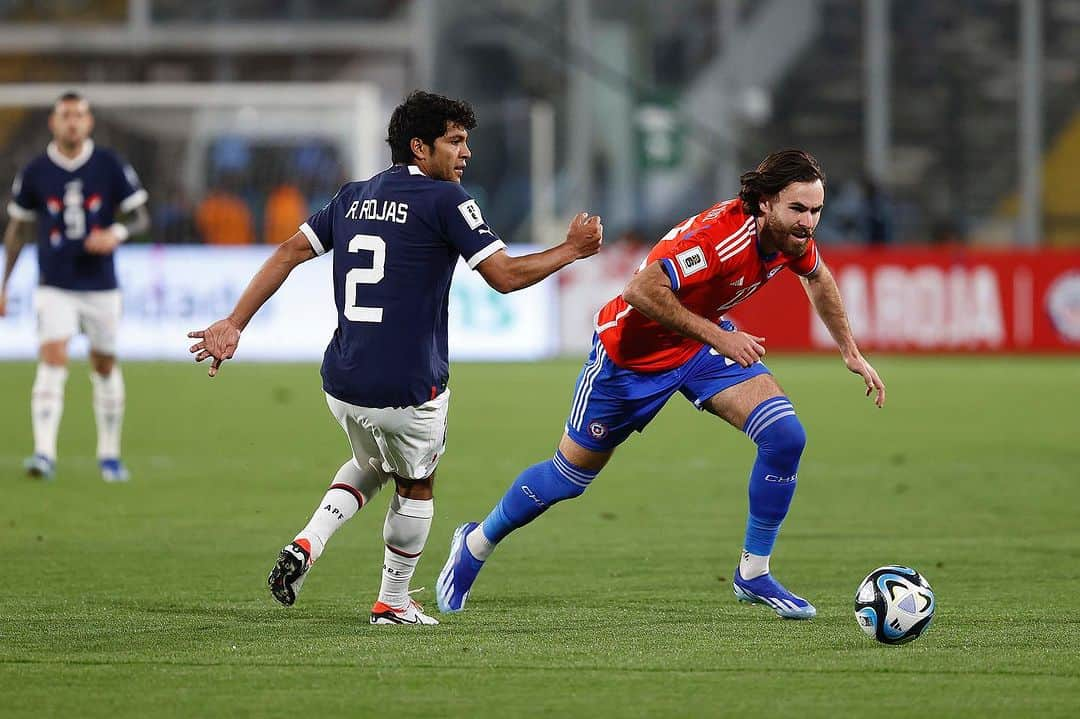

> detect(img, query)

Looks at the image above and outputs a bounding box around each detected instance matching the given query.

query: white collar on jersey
[47,140,94,172]
[407,164,426,176]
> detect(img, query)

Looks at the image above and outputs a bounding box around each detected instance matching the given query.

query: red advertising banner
[725,248,1080,352]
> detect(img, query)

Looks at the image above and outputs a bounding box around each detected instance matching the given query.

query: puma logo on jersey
[675,246,707,277]
[478,228,495,237]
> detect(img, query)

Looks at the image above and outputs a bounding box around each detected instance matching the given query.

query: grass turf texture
[1,356,1078,718]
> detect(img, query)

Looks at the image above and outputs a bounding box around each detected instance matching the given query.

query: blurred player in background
[1,91,149,482]
[187,91,602,625]
[438,149,885,619]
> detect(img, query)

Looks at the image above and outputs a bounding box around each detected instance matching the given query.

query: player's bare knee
[394,473,434,500]
[39,341,68,367]
[89,351,116,376]
[558,433,613,473]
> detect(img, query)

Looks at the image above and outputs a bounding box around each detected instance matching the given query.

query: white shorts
[325,389,450,481]
[35,286,122,354]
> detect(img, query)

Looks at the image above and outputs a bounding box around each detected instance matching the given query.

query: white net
[0,83,386,245]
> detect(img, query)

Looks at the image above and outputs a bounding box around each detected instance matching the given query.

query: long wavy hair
[738,149,825,216]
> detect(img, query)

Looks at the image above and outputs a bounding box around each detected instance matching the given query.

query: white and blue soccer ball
[854,565,935,645]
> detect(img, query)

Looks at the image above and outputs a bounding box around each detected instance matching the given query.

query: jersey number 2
[345,234,385,323]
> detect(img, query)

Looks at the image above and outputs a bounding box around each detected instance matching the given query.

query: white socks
[295,458,389,562]
[740,550,771,580]
[466,525,496,561]
[31,364,126,462]
[31,363,67,460]
[378,494,434,608]
[91,367,125,459]
[292,458,434,609]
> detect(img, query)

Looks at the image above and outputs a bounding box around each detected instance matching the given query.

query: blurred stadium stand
[1,1,1078,360]
[0,0,1078,247]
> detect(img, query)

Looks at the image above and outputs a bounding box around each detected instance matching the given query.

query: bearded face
[759,180,824,257]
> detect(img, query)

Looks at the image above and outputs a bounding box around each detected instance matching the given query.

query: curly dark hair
[386,91,477,164]
[738,149,825,216]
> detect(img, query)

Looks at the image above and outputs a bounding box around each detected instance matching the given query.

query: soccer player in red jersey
[437,150,885,618]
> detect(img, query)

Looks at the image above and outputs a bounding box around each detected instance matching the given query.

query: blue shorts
[564,326,771,452]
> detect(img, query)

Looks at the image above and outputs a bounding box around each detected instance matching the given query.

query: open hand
[187,318,242,377]
[845,353,886,407]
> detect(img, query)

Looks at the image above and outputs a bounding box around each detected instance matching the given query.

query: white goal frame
[0,82,386,194]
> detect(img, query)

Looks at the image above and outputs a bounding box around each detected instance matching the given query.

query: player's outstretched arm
[187,231,316,377]
[800,262,886,407]
[475,212,602,293]
[622,261,767,368]
[0,216,33,317]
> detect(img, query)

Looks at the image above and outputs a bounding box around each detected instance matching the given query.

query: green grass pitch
[2,355,1078,717]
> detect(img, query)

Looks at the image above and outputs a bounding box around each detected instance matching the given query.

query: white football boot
[369,596,439,625]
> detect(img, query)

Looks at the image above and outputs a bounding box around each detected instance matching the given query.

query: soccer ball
[854,565,935,645]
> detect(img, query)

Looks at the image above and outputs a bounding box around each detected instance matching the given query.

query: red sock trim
[329,483,365,509]
[385,544,422,559]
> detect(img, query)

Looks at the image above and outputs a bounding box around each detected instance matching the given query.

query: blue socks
[742,396,806,556]
[474,399,803,562]
[480,450,598,544]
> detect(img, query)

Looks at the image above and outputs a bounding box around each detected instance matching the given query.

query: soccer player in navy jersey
[1,91,149,482]
[187,91,603,625]
[437,150,886,619]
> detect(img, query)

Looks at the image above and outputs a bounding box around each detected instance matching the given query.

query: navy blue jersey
[301,164,505,408]
[7,141,147,291]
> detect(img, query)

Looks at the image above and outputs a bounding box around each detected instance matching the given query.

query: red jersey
[594,199,820,372]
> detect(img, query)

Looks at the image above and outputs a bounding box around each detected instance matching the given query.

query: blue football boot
[99,458,130,483]
[733,568,817,619]
[436,522,486,613]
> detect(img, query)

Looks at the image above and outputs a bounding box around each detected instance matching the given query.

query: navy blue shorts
[564,326,771,452]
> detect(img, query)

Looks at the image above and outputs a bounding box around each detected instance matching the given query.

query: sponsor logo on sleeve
[457,199,485,230]
[675,246,707,277]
